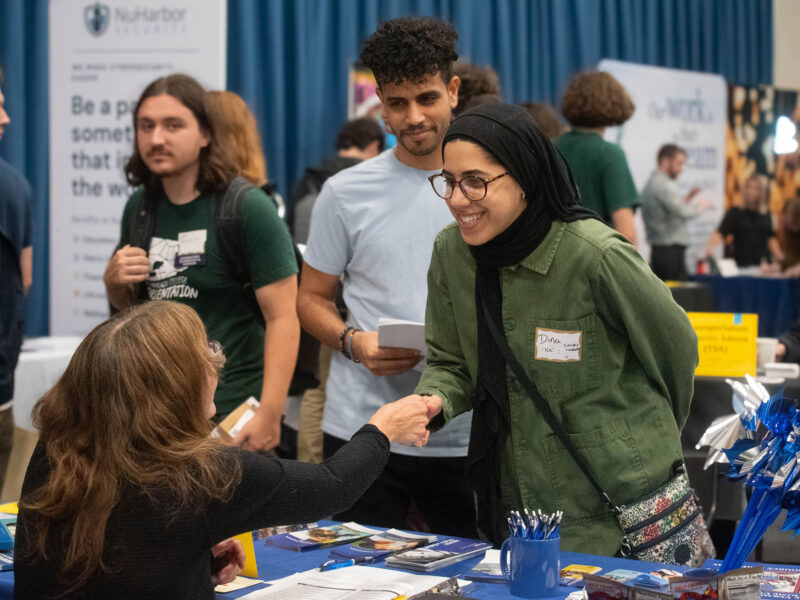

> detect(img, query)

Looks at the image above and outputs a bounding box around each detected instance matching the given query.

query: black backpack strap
[478,295,622,514]
[215,177,265,323]
[129,189,159,302]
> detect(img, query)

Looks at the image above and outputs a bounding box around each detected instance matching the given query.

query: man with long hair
[103,74,299,451]
[297,17,475,537]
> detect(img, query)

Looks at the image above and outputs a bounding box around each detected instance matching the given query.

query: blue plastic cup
[500,536,560,599]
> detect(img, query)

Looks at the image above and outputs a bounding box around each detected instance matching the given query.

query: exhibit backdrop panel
[600,60,728,273]
[48,0,226,335]
[725,83,800,217]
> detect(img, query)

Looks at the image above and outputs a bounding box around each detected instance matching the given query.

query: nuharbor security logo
[84,2,111,37]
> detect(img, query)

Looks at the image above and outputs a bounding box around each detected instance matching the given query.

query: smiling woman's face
[441,139,526,246]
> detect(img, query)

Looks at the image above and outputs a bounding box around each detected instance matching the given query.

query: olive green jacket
[416,219,698,555]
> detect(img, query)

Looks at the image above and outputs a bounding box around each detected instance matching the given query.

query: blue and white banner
[49,0,226,335]
[599,59,728,272]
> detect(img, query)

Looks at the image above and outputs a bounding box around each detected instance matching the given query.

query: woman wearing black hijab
[414,103,701,555]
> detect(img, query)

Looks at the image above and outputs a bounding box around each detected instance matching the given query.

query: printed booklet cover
[704,559,800,600]
[385,538,492,572]
[329,528,436,560]
[264,522,382,552]
[560,564,603,587]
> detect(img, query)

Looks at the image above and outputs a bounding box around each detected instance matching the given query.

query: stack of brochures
[329,528,436,561]
[263,522,381,552]
[385,538,492,572]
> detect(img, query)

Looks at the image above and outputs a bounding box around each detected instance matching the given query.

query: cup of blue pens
[500,509,561,599]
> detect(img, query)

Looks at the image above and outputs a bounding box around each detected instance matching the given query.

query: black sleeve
[718,209,736,237]
[207,425,390,543]
[779,320,800,363]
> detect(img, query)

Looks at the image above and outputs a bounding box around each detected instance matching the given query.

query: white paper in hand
[377,318,427,373]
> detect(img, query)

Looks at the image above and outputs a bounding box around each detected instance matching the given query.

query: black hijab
[441,103,597,543]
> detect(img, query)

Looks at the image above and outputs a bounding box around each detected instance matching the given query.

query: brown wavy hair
[205,90,268,187]
[521,102,562,139]
[20,301,241,593]
[561,71,635,128]
[453,60,501,116]
[125,74,238,193]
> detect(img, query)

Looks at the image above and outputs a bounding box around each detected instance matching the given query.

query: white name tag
[178,229,207,255]
[534,328,582,362]
[175,229,208,268]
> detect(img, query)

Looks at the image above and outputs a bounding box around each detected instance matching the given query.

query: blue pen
[318,557,374,571]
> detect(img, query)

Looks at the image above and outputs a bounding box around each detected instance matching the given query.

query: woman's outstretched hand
[210,537,246,586]
[368,395,432,447]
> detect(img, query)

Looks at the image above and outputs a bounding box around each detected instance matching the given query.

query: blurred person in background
[0,66,33,489]
[290,118,385,245]
[521,101,563,139]
[640,144,709,281]
[777,197,800,276]
[452,59,501,116]
[705,175,782,267]
[204,90,267,187]
[553,71,638,244]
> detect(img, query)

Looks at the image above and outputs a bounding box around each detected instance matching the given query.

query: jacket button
[510,379,521,392]
[503,317,516,332]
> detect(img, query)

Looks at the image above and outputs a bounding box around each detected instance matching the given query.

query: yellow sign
[688,312,757,377]
[0,503,18,515]
[233,531,258,578]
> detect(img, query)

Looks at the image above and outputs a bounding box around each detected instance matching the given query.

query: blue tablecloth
[0,525,682,599]
[211,544,688,599]
[0,522,792,599]
[693,275,800,337]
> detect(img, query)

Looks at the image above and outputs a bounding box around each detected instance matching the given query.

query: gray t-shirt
[304,149,472,457]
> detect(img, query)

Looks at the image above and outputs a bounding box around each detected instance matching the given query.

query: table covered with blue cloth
[692,275,800,337]
[0,520,793,599]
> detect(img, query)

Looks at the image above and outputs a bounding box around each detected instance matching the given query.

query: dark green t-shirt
[119,187,298,416]
[552,130,639,223]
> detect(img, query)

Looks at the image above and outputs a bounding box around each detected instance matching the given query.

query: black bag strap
[129,189,159,303]
[479,296,622,514]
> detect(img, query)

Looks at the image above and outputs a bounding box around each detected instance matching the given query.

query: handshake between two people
[367,394,443,447]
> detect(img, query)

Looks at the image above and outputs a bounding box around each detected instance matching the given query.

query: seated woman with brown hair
[14,301,432,599]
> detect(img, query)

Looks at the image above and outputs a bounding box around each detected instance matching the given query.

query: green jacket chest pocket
[525,315,601,400]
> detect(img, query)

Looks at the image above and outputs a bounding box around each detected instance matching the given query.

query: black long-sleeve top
[14,425,389,600]
[779,320,800,364]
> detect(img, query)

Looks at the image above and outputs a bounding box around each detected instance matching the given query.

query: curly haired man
[297,17,476,537]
